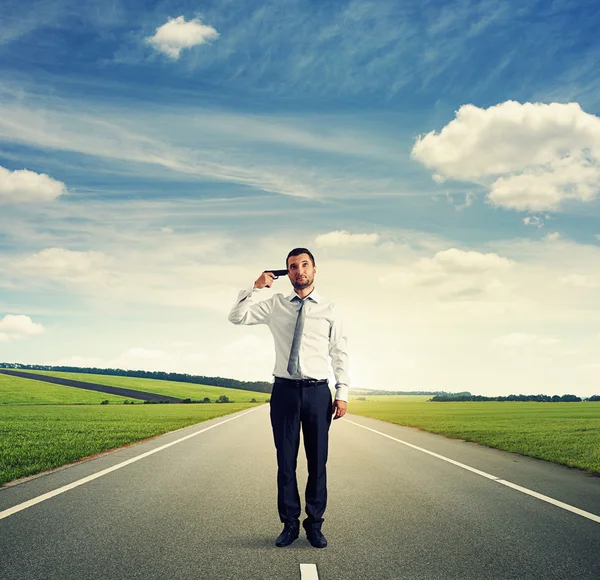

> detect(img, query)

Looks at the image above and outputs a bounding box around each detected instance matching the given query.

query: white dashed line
[346,419,600,525]
[300,563,319,580]
[0,407,261,521]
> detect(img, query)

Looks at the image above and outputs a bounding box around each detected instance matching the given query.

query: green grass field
[14,370,270,403]
[349,396,600,474]
[3,374,598,486]
[0,371,270,486]
[0,403,262,486]
[0,374,135,405]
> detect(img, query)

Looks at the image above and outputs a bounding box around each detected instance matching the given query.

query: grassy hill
[0,374,134,405]
[10,370,270,403]
[0,363,272,393]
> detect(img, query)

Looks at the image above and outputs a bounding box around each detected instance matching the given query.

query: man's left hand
[332,399,347,420]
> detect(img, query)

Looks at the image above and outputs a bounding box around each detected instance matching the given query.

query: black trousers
[269,378,333,531]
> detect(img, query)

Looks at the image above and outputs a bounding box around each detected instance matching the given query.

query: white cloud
[146,16,219,59]
[412,101,600,212]
[430,248,513,273]
[380,248,514,301]
[524,215,544,228]
[446,190,476,211]
[0,166,67,204]
[544,232,561,241]
[9,236,247,313]
[489,155,600,211]
[19,248,113,286]
[0,314,45,341]
[315,231,380,248]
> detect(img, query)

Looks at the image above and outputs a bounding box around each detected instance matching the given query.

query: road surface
[1,405,599,579]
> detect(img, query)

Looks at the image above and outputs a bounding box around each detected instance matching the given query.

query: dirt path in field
[0,370,183,403]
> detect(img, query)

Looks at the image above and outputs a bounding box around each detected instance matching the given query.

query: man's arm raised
[228,272,277,325]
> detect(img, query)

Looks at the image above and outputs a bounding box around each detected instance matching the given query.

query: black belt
[274,377,329,388]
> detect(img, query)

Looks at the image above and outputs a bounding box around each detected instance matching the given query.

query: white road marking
[346,419,600,525]
[300,563,319,580]
[0,407,261,521]
[497,479,600,522]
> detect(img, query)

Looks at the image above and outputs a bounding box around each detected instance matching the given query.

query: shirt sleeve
[329,304,350,402]
[228,286,274,326]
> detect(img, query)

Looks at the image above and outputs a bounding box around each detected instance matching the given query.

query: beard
[293,275,313,289]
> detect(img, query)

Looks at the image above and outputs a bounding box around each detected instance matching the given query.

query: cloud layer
[412,101,600,212]
[3,225,600,396]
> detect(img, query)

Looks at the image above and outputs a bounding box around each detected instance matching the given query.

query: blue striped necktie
[287,296,306,376]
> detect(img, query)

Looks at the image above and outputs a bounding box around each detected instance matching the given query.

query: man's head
[286,247,316,291]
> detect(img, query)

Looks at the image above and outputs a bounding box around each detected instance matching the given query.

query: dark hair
[286,247,315,268]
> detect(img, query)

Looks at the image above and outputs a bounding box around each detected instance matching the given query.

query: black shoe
[306,528,327,548]
[275,522,299,547]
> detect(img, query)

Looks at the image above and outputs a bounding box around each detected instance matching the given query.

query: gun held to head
[264,269,288,279]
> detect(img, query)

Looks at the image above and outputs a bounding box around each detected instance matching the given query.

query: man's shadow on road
[236,537,313,550]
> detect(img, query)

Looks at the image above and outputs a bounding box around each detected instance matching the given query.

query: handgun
[264,269,288,279]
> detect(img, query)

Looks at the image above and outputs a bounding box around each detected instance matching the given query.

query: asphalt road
[1,405,599,580]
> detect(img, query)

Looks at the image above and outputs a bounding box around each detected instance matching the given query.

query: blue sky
[2,0,600,396]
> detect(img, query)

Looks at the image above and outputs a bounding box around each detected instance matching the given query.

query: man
[228,247,349,549]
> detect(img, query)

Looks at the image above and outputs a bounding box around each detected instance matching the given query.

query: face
[286,253,316,290]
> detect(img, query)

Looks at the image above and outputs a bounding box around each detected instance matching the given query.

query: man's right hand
[254,271,276,289]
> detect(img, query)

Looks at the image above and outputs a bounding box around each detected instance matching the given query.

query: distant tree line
[430,393,599,402]
[0,363,273,394]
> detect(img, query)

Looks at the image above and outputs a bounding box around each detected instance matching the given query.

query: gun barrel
[264,269,288,277]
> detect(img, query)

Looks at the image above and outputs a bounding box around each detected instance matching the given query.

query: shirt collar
[286,288,321,304]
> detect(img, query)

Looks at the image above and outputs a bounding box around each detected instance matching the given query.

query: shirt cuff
[334,385,348,402]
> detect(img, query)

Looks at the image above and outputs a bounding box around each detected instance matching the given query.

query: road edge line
[0,406,261,521]
[345,418,600,525]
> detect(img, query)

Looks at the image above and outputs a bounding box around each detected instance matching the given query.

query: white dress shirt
[228,286,350,402]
